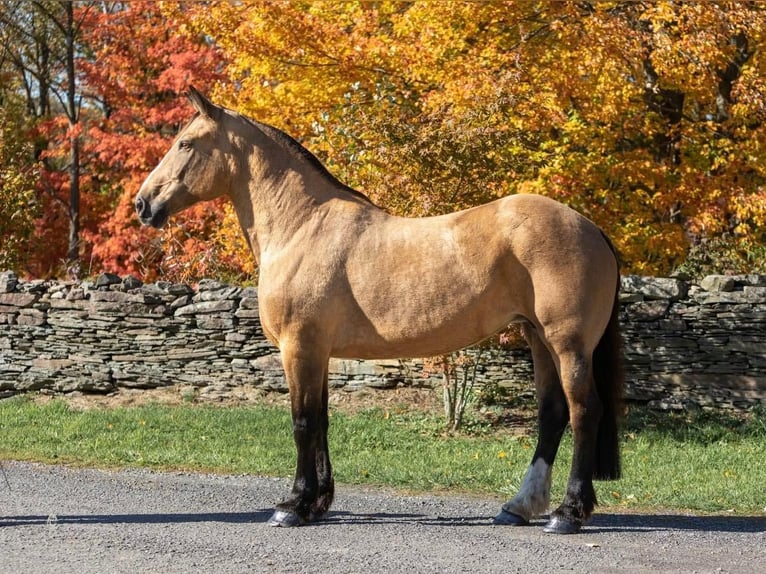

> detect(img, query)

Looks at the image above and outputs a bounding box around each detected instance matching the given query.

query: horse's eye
[179,140,193,151]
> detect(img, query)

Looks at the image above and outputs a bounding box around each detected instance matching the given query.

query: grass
[1,395,764,515]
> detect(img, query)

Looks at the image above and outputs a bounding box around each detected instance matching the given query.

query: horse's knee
[555,350,602,426]
[539,391,569,431]
[557,350,590,389]
[291,412,318,439]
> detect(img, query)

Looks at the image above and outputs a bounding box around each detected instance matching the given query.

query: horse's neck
[229,148,368,264]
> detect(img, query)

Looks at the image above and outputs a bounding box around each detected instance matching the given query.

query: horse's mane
[234,112,375,206]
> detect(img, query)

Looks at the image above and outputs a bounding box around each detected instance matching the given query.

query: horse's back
[443,193,615,285]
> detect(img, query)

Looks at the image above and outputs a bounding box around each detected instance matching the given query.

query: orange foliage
[7,1,766,279]
[77,2,250,282]
[189,0,766,275]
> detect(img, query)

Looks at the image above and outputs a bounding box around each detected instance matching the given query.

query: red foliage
[26,2,226,280]
[81,3,227,281]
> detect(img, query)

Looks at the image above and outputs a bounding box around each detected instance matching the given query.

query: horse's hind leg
[543,345,602,534]
[494,323,569,526]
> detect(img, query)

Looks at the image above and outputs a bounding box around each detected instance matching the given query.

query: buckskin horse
[135,87,623,535]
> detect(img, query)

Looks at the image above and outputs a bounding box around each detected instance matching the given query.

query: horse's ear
[187,86,222,121]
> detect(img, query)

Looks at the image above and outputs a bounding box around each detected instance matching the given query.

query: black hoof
[543,515,582,535]
[493,509,530,526]
[267,509,305,527]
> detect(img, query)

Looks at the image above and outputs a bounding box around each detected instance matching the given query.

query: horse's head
[135,87,233,228]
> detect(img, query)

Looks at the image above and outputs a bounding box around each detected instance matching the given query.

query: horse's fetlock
[309,491,334,521]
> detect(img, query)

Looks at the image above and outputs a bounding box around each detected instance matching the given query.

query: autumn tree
[190,0,766,276]
[80,1,242,282]
[0,88,39,271]
[0,0,95,276]
[0,1,247,281]
[77,1,243,282]
[516,2,766,273]
[4,1,765,279]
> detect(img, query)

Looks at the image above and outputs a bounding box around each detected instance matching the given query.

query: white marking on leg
[501,459,552,521]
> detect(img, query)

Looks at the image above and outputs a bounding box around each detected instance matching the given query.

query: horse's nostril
[135,196,146,216]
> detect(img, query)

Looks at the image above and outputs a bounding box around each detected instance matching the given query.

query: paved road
[1,462,764,573]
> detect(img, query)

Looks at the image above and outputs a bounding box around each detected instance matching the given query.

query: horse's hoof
[493,509,530,526]
[267,509,305,527]
[543,515,581,534]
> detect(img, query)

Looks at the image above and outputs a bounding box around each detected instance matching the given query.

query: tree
[0,0,93,276]
[191,0,766,275]
[81,1,251,283]
[1,1,245,281]
[5,1,765,279]
[0,90,39,271]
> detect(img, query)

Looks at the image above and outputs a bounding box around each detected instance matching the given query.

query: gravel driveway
[1,461,764,573]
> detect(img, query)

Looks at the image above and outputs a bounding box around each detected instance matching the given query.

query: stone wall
[1,270,764,410]
[618,274,766,410]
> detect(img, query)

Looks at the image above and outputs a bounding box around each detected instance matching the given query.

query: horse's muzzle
[135,194,169,228]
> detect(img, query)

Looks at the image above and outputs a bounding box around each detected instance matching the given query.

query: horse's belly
[335,214,533,358]
[330,324,520,360]
[330,279,527,359]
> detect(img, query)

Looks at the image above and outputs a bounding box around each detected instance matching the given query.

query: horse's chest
[256,280,327,347]
[256,292,289,346]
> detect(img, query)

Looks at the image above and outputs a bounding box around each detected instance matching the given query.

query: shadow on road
[0,510,273,527]
[3,509,764,534]
[326,511,766,533]
[324,510,492,527]
[589,513,766,534]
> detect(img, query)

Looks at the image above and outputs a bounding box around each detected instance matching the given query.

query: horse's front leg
[267,346,334,527]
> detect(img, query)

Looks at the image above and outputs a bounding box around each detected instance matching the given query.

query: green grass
[1,396,764,515]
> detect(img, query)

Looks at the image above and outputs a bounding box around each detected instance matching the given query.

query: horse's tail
[593,247,624,481]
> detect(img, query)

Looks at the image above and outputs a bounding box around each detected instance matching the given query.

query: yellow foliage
[181,1,766,276]
[0,98,39,272]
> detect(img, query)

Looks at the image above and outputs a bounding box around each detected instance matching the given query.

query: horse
[135,87,624,535]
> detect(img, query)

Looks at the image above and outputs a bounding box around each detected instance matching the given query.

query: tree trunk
[716,33,751,124]
[67,135,80,266]
[64,0,80,272]
[642,58,684,166]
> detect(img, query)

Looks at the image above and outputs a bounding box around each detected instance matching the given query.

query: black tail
[593,273,624,480]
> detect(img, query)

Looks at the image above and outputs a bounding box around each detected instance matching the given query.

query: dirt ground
[4,461,765,574]
[34,384,443,413]
[30,382,538,435]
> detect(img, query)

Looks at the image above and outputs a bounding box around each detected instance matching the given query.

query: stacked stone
[1,270,765,410]
[619,274,766,410]
[326,347,534,393]
[0,271,276,395]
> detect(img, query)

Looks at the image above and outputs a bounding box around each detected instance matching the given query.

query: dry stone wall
[1,270,764,410]
[618,274,766,410]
